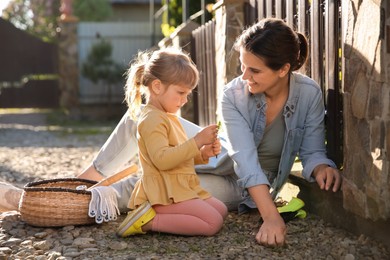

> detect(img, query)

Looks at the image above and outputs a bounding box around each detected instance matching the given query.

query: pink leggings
[151,197,228,236]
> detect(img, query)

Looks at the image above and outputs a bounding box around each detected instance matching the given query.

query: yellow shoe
[116,202,156,237]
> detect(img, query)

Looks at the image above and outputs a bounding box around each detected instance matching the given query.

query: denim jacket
[221,72,336,210]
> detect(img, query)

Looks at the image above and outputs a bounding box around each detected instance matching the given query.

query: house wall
[110,5,154,22]
[77,22,161,104]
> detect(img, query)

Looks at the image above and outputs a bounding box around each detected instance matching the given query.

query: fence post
[214,0,246,119]
[58,0,79,110]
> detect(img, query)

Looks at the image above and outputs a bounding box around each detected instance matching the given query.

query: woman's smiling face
[239,48,286,95]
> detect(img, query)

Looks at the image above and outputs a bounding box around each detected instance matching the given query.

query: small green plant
[82,39,125,114]
[82,40,124,86]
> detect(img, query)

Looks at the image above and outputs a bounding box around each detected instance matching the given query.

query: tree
[2,0,60,42]
[161,0,215,36]
[82,39,125,111]
[73,0,112,22]
[2,0,112,42]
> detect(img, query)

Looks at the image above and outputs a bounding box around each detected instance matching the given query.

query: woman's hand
[248,185,286,247]
[256,213,286,247]
[312,164,342,192]
[194,124,218,148]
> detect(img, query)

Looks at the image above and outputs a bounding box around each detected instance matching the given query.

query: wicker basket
[19,178,98,227]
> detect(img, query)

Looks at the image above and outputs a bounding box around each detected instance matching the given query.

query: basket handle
[87,164,138,190]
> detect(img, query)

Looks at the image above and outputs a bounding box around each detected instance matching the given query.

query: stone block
[342,179,367,218]
[351,71,369,119]
[352,0,381,69]
[367,82,383,119]
[387,121,390,161]
[366,194,381,221]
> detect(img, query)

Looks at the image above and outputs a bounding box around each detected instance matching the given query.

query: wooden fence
[0,18,59,108]
[191,0,343,167]
[250,0,343,167]
[192,20,217,126]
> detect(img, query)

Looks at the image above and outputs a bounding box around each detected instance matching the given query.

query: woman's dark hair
[234,18,308,72]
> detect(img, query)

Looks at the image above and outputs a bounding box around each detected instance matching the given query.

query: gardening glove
[277,197,307,223]
[88,186,120,224]
[110,175,139,213]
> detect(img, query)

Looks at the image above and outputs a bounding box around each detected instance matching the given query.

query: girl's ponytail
[124,52,149,120]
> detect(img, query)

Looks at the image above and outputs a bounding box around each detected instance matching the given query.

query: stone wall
[343,0,390,221]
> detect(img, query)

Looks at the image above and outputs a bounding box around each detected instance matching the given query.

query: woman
[220,18,341,246]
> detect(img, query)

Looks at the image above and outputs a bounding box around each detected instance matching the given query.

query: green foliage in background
[82,40,124,85]
[161,0,215,37]
[73,0,112,21]
[2,0,60,43]
[2,0,112,42]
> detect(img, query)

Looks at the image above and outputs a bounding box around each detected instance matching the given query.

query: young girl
[116,48,228,237]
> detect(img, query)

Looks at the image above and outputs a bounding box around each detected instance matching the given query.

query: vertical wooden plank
[190,33,199,124]
[325,0,335,91]
[257,0,265,20]
[275,0,283,19]
[209,21,216,123]
[247,0,257,25]
[208,21,216,124]
[324,0,343,167]
[297,0,307,34]
[149,0,155,45]
[310,0,321,85]
[202,24,208,125]
[285,0,294,26]
[266,0,273,17]
[206,21,212,123]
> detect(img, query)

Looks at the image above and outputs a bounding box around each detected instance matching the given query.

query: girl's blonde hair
[124,48,199,120]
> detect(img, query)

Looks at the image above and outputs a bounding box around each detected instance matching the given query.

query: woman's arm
[221,87,269,188]
[249,184,286,246]
[298,87,341,191]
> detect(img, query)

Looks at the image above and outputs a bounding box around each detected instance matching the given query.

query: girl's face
[239,48,289,95]
[152,82,193,114]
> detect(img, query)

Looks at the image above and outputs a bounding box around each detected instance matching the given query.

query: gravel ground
[0,110,389,260]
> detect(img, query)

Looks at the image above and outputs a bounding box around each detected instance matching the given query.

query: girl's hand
[212,138,221,156]
[194,124,218,148]
[200,139,221,159]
